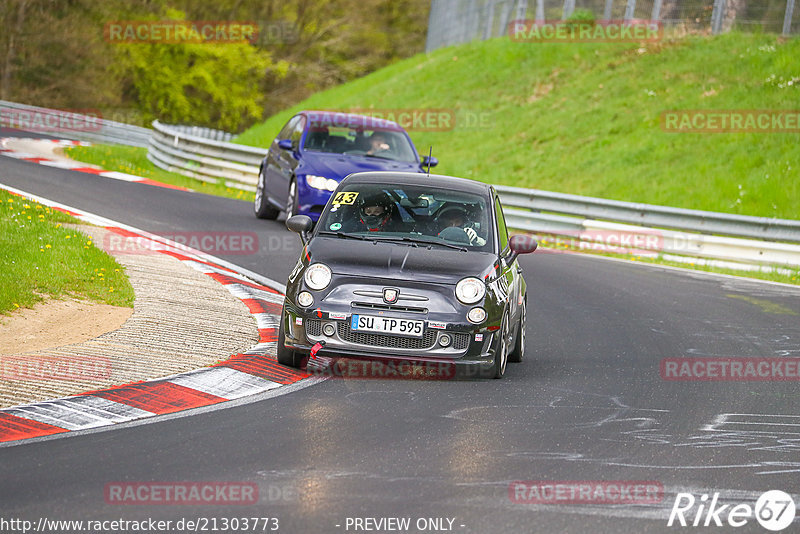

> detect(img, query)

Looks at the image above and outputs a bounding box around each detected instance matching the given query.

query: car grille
[351,302,428,314]
[338,321,438,350]
[306,319,470,351]
[452,333,470,350]
[305,319,322,337]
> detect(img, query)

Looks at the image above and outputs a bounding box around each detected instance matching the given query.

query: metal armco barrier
[147,120,265,191]
[0,100,151,147]
[497,186,800,268]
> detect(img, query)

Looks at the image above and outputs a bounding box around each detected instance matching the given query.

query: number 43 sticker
[333,192,359,205]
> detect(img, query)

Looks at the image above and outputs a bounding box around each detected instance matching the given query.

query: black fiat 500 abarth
[278,171,537,378]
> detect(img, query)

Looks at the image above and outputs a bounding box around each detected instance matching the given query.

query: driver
[354,191,396,232]
[437,206,486,246]
[366,132,391,156]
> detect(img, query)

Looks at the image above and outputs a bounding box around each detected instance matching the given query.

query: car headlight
[467,307,487,324]
[304,263,332,290]
[297,291,314,307]
[455,277,486,305]
[305,175,338,192]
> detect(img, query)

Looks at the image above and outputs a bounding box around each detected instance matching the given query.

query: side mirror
[510,234,538,254]
[287,214,313,233]
[421,155,438,169]
[508,234,538,265]
[286,214,313,243]
[277,139,293,151]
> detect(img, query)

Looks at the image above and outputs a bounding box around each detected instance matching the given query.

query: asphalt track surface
[2,130,799,533]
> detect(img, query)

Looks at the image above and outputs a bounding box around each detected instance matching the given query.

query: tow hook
[310,340,326,359]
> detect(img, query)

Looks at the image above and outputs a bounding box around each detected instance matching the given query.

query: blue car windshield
[317,184,494,252]
[303,123,417,163]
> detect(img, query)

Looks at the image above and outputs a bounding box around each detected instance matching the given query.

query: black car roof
[341,171,493,196]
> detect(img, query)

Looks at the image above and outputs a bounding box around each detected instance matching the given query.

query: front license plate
[351,314,424,338]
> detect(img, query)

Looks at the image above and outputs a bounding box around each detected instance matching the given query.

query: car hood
[301,152,422,178]
[307,236,497,284]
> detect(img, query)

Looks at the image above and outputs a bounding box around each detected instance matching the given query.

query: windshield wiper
[375,235,467,252]
[319,232,466,251]
[318,231,374,241]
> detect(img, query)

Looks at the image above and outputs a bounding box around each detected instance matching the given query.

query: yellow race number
[332,191,359,205]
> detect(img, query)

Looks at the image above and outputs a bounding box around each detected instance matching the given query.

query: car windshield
[316,183,494,252]
[302,117,418,163]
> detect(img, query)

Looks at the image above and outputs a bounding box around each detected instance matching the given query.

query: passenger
[437,206,486,246]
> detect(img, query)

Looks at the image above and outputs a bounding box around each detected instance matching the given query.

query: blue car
[254,110,438,221]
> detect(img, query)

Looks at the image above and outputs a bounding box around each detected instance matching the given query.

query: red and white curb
[0,184,314,445]
[0,137,189,191]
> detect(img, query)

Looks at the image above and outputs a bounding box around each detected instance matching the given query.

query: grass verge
[0,189,135,314]
[63,144,255,203]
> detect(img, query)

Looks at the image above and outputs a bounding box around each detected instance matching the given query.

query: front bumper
[282,300,499,370]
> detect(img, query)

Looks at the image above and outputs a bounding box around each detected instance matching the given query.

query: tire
[508,300,526,363]
[276,312,306,369]
[488,312,510,379]
[285,178,298,219]
[254,169,280,220]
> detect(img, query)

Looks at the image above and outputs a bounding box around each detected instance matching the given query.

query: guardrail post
[483,0,495,39]
[562,0,575,19]
[515,0,528,20]
[536,0,545,22]
[624,0,637,20]
[604,0,613,20]
[711,0,727,34]
[784,0,796,36]
[651,0,663,21]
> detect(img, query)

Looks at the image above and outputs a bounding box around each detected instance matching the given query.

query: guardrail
[0,100,151,147]
[147,120,264,191]
[497,185,800,270]
[496,185,800,243]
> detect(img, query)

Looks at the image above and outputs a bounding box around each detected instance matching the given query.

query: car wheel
[254,169,280,220]
[276,311,306,369]
[489,312,510,379]
[285,178,298,219]
[508,300,526,363]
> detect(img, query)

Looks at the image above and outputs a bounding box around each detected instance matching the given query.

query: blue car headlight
[305,175,338,192]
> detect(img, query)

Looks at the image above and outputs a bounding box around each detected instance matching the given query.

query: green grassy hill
[236,32,799,219]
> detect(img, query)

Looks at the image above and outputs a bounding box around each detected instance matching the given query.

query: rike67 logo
[668,490,796,531]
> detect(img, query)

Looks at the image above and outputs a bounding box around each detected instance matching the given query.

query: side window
[277,116,298,141]
[290,116,306,149]
[495,196,509,252]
